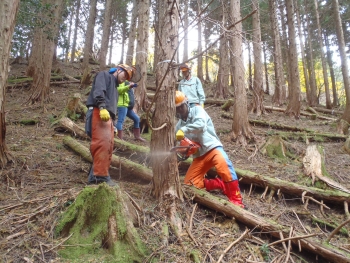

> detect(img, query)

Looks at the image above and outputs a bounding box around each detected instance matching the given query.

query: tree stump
[260,136,287,160]
[55,183,148,262]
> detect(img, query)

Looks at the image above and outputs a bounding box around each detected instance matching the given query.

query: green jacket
[117,82,130,107]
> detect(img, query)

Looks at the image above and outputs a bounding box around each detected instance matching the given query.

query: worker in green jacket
[114,82,146,142]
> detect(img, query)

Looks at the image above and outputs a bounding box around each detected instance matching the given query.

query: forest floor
[1,61,350,263]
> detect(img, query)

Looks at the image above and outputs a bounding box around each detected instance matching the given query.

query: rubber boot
[204,177,226,194]
[133,128,146,142]
[224,180,245,208]
[117,130,123,140]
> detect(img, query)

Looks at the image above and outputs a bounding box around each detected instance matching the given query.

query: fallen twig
[326,218,350,243]
[268,233,317,247]
[216,229,249,263]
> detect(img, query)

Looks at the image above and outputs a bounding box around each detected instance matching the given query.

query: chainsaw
[170,137,201,161]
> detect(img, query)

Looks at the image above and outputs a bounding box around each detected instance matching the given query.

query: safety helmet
[179,63,191,72]
[117,64,134,81]
[175,91,188,106]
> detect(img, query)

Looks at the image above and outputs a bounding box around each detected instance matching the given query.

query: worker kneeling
[175,91,245,208]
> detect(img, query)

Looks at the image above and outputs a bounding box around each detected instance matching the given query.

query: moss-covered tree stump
[55,183,148,262]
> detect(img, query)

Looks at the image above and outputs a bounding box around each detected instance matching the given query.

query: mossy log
[311,217,349,237]
[52,93,87,126]
[63,136,153,182]
[264,105,337,121]
[55,184,148,262]
[184,186,350,263]
[221,99,234,111]
[60,129,350,204]
[313,107,343,115]
[220,112,347,141]
[303,145,350,193]
[55,117,90,140]
[7,74,82,87]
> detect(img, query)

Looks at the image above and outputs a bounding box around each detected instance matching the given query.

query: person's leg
[211,147,244,208]
[116,107,127,139]
[89,108,115,186]
[127,109,145,141]
[184,151,216,189]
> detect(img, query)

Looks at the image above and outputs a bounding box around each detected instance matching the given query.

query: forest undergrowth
[1,61,350,263]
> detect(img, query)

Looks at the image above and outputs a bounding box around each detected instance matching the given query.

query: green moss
[266,144,286,160]
[55,184,148,262]
[188,249,201,262]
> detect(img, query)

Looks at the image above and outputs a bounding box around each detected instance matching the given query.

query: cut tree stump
[221,99,234,111]
[184,186,350,263]
[55,183,148,262]
[303,145,350,193]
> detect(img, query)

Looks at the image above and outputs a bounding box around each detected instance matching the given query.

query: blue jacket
[178,76,205,105]
[175,106,222,158]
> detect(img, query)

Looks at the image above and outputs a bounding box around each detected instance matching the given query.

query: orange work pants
[90,108,114,177]
[184,147,238,188]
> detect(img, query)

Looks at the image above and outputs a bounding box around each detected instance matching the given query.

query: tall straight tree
[314,0,331,108]
[230,0,254,145]
[294,0,312,106]
[215,5,229,99]
[126,0,138,65]
[250,0,265,115]
[99,0,113,70]
[304,0,318,106]
[182,0,189,62]
[269,0,285,106]
[332,0,350,133]
[70,0,81,63]
[151,0,182,234]
[284,0,301,118]
[82,0,97,71]
[26,0,64,104]
[197,0,204,81]
[135,0,150,111]
[0,0,19,166]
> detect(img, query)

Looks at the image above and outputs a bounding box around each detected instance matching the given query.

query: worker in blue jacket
[178,63,205,108]
[175,91,245,208]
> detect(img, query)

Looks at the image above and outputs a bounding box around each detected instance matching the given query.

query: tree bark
[27,0,64,105]
[70,0,81,63]
[269,0,285,106]
[284,0,301,118]
[230,0,254,145]
[250,0,265,116]
[182,0,189,62]
[0,0,19,167]
[332,0,350,131]
[99,0,113,70]
[126,0,138,66]
[135,0,149,111]
[82,0,97,72]
[197,1,203,81]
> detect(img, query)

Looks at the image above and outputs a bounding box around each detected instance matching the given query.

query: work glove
[201,103,204,108]
[99,108,110,122]
[176,130,185,141]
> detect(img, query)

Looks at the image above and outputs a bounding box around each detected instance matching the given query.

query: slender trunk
[70,0,81,63]
[65,7,73,62]
[263,43,270,95]
[182,0,189,62]
[332,0,350,127]
[99,0,113,70]
[126,0,138,66]
[82,0,97,71]
[284,0,301,118]
[197,1,203,81]
[0,0,19,167]
[247,40,252,91]
[314,0,331,109]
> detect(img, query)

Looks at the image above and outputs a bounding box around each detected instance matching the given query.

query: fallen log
[58,124,350,204]
[55,117,90,140]
[63,136,153,182]
[221,112,347,140]
[184,186,350,263]
[313,107,343,115]
[264,106,337,121]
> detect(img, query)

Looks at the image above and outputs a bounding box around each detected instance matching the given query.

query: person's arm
[92,72,108,108]
[117,83,130,95]
[196,78,205,105]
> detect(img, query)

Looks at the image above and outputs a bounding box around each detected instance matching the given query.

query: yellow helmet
[175,91,188,106]
[117,64,135,81]
[179,63,191,72]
